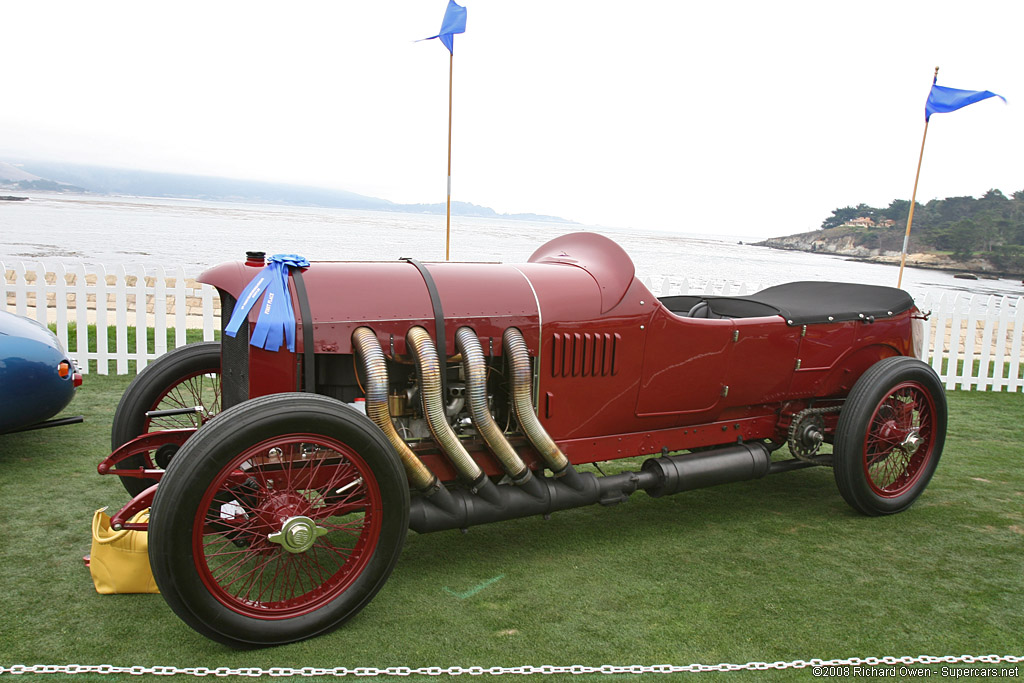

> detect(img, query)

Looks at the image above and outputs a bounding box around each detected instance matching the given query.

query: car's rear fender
[794,343,906,400]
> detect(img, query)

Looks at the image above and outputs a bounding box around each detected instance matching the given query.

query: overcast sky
[1,0,1021,238]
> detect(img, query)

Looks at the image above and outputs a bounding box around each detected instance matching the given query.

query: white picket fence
[1,261,218,375]
[915,290,1024,392]
[2,262,1022,391]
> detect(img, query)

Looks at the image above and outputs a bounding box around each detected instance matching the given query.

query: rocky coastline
[754,229,1022,279]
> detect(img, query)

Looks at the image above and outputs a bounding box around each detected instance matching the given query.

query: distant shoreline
[755,232,1024,280]
[1,159,577,224]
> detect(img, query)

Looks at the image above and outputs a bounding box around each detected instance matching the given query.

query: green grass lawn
[59,323,216,375]
[0,375,1022,681]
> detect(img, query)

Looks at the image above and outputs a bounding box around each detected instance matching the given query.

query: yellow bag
[89,507,160,594]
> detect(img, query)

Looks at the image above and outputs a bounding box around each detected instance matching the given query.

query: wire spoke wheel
[146,370,221,432]
[834,357,947,516]
[111,342,221,496]
[196,434,381,618]
[862,383,934,496]
[149,393,409,648]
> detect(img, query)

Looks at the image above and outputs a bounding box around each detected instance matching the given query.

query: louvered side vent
[551,332,620,377]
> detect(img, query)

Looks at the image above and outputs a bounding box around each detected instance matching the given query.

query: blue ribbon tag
[224,254,309,352]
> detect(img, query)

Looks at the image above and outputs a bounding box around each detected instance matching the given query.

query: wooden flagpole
[898,66,938,289]
[445,51,453,261]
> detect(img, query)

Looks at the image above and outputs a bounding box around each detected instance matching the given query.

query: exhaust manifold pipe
[454,327,532,485]
[502,327,583,488]
[406,326,492,491]
[352,327,438,493]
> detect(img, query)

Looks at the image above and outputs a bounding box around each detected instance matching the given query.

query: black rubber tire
[148,393,410,648]
[110,341,221,497]
[833,357,947,516]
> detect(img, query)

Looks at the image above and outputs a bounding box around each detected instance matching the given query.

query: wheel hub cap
[898,430,922,456]
[267,516,328,554]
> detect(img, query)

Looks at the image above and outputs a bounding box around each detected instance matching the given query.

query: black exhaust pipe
[640,442,771,497]
[409,442,771,533]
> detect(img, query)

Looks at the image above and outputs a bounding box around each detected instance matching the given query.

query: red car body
[199,232,917,478]
[102,232,942,648]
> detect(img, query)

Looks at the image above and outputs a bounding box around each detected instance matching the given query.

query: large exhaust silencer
[409,442,772,533]
[640,442,771,497]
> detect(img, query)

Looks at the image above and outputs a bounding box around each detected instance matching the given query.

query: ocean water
[2,192,1022,303]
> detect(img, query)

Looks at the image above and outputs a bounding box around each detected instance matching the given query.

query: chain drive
[787,405,842,462]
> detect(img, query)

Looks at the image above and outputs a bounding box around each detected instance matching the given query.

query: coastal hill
[0,161,86,193]
[756,189,1024,277]
[0,159,573,224]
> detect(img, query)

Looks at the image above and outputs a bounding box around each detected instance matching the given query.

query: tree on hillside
[947,218,979,260]
[932,196,977,225]
[817,190,1024,261]
[1008,198,1024,244]
[973,211,1004,253]
[821,206,858,230]
[881,199,912,223]
[991,245,1024,272]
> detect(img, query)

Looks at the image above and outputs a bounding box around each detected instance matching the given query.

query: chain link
[0,655,1020,677]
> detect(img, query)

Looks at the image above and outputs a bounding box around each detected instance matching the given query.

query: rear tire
[148,393,409,648]
[111,342,221,497]
[833,357,946,516]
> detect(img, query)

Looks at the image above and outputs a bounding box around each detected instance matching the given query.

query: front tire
[148,393,409,648]
[833,357,947,516]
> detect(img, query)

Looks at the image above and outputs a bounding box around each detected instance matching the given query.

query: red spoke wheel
[111,342,221,497]
[833,357,947,516]
[148,393,409,647]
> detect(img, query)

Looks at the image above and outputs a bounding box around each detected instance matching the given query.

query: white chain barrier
[0,655,1020,677]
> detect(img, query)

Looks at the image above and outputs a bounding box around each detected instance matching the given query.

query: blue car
[0,310,82,434]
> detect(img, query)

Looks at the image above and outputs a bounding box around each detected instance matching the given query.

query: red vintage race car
[98,232,945,647]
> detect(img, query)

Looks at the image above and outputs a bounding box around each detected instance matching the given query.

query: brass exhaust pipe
[352,327,438,493]
[406,326,487,488]
[454,327,532,484]
[502,327,579,486]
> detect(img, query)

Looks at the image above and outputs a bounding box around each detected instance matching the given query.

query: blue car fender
[0,311,80,434]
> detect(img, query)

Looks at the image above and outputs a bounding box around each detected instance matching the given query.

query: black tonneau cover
[659,281,915,325]
[745,281,914,325]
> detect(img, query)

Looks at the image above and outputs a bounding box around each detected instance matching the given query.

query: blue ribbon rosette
[224,254,310,352]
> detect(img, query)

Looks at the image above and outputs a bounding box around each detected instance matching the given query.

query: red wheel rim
[861,381,936,497]
[193,434,383,619]
[145,369,221,432]
[137,370,221,468]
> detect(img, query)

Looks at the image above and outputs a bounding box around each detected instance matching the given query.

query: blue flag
[224,254,309,352]
[423,0,466,54]
[925,80,1005,121]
